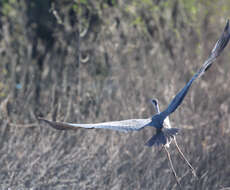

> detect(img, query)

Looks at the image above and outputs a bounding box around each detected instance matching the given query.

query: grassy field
[0,1,230,189]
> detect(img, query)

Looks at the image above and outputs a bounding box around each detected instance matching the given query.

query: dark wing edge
[38,117,152,132]
[38,117,77,130]
[211,19,230,58]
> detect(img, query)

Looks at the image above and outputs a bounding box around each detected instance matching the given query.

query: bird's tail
[145,128,179,147]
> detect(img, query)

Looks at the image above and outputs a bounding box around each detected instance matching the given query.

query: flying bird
[39,19,230,188]
[38,63,205,147]
[39,19,230,148]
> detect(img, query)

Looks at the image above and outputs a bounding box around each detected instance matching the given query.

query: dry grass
[0,1,230,189]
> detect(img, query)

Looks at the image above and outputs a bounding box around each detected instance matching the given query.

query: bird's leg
[163,145,182,189]
[173,138,197,177]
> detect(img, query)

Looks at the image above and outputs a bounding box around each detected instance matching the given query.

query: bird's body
[150,113,163,129]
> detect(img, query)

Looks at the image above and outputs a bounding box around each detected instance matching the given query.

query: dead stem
[173,138,197,178]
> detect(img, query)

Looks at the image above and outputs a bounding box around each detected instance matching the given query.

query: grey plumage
[39,118,152,132]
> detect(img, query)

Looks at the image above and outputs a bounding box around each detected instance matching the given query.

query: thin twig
[173,138,197,178]
[8,122,37,128]
[163,145,182,189]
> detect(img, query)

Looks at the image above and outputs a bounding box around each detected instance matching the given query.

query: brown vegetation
[0,0,230,189]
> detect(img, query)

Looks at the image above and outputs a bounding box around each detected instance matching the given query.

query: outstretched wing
[38,117,152,132]
[159,67,204,119]
[202,19,230,73]
[160,19,230,119]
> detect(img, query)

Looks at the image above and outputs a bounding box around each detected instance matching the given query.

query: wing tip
[203,19,230,74]
[38,117,71,130]
[224,19,230,38]
[226,19,229,30]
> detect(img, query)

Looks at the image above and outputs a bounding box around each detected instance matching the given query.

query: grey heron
[39,19,230,187]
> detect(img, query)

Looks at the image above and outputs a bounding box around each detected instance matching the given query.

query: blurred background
[0,0,230,189]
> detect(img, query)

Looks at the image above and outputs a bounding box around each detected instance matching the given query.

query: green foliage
[79,0,88,4]
[1,0,17,17]
[131,16,144,26]
[181,0,197,16]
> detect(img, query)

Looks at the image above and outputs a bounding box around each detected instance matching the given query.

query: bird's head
[151,98,158,106]
[151,98,160,113]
